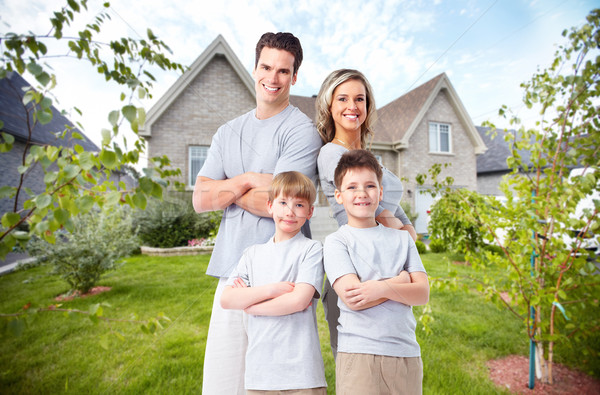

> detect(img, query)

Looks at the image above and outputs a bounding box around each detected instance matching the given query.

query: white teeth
[344,115,358,119]
[264,85,278,92]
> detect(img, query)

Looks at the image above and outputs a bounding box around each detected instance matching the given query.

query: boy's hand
[344,280,385,308]
[232,277,248,288]
[269,281,295,298]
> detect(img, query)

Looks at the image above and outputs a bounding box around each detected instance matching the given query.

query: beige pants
[247,388,327,395]
[336,353,423,395]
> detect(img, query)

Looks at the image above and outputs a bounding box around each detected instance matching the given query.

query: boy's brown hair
[334,149,383,189]
[255,32,303,76]
[269,171,316,204]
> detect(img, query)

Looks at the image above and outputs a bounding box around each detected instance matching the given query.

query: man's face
[252,47,297,114]
[335,167,382,228]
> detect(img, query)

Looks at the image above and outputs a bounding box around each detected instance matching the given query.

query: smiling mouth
[343,114,359,120]
[354,202,370,206]
[263,84,280,92]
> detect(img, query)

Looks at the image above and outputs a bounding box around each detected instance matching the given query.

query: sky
[1,0,597,158]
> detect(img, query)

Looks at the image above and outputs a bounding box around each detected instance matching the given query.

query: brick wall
[400,89,478,205]
[147,55,255,188]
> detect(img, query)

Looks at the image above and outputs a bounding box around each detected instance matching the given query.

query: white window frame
[429,122,452,153]
[189,145,209,187]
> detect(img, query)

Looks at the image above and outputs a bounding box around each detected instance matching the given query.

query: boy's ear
[334,188,343,205]
[306,205,314,220]
[266,199,273,215]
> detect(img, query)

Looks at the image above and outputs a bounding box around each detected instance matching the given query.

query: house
[0,72,100,216]
[142,35,488,235]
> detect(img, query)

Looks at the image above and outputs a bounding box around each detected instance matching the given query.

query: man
[193,32,322,395]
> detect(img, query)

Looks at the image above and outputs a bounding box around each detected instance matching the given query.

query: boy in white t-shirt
[221,171,326,394]
[324,149,429,395]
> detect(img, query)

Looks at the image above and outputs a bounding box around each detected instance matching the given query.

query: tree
[430,10,599,384]
[0,0,184,258]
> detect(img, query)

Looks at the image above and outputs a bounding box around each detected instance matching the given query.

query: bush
[428,189,487,254]
[400,201,419,225]
[429,238,447,253]
[415,240,427,254]
[28,206,139,294]
[133,196,221,248]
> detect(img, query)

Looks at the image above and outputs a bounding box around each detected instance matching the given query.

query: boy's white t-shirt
[226,231,326,391]
[323,224,426,358]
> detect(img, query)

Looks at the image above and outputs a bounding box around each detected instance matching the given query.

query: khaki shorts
[336,352,423,395]
[247,388,327,395]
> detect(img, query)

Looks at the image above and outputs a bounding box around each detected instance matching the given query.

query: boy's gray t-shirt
[323,224,426,358]
[199,105,322,278]
[317,142,412,227]
[226,232,326,391]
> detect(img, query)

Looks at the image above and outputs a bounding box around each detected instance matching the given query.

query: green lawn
[0,252,592,394]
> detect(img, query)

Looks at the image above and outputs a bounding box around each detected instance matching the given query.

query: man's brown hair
[255,32,303,75]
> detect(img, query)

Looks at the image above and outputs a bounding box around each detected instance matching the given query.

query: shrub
[428,189,487,254]
[415,240,427,254]
[429,238,447,253]
[400,201,419,225]
[28,206,139,294]
[133,197,221,248]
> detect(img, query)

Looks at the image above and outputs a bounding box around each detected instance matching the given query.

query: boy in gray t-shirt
[221,171,326,394]
[323,149,430,395]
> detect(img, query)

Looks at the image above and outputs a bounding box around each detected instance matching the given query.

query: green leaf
[132,192,147,210]
[35,194,52,209]
[26,62,43,76]
[79,151,94,170]
[99,150,117,169]
[108,110,119,126]
[122,105,136,124]
[1,132,14,144]
[53,208,70,224]
[37,108,53,125]
[0,185,15,199]
[36,72,51,87]
[77,195,95,212]
[44,171,58,184]
[101,129,111,146]
[105,191,121,206]
[1,212,21,228]
[139,177,153,194]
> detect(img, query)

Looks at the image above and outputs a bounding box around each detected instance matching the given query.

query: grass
[0,252,595,394]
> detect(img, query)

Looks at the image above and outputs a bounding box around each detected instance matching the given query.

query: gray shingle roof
[476,126,534,174]
[0,72,98,151]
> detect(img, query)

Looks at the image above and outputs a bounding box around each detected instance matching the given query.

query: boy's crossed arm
[220,279,315,316]
[332,271,429,311]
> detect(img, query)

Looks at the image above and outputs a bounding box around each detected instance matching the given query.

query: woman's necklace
[334,137,352,149]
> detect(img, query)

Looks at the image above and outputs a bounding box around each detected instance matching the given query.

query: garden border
[140,246,214,257]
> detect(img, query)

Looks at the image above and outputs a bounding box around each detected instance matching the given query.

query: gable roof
[290,94,317,122]
[0,72,98,151]
[141,35,255,137]
[373,73,486,154]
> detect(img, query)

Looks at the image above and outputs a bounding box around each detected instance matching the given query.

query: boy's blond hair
[269,171,316,204]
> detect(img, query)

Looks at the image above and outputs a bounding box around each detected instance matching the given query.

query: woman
[316,69,417,357]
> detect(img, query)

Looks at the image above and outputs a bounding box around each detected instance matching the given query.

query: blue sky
[1,0,597,149]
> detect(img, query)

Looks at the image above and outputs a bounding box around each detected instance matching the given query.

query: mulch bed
[487,355,600,394]
[54,286,112,302]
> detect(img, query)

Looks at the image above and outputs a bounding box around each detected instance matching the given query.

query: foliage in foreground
[28,206,139,293]
[0,0,184,259]
[427,10,600,385]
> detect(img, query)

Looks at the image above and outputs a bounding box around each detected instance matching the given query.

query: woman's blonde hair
[315,69,377,148]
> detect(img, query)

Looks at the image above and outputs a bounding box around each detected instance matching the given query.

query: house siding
[400,89,477,206]
[148,55,255,187]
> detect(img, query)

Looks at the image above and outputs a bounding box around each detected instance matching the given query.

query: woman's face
[330,79,367,136]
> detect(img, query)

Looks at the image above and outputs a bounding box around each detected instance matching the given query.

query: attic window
[429,122,451,153]
[189,145,209,186]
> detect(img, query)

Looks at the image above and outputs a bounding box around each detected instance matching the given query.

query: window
[429,122,451,153]
[189,146,208,186]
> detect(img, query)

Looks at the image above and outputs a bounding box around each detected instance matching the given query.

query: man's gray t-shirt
[199,105,322,278]
[317,142,412,227]
[323,224,426,358]
[226,232,326,391]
